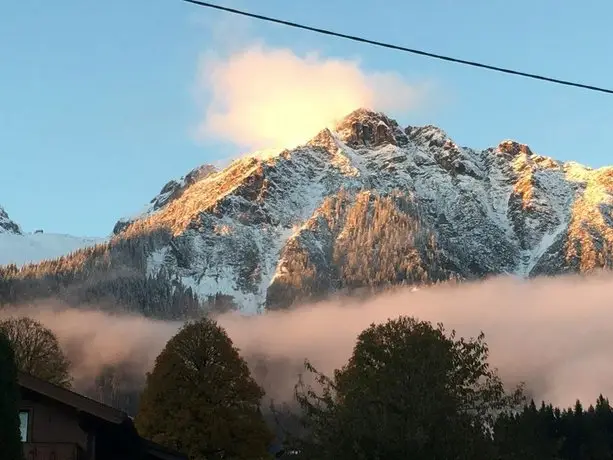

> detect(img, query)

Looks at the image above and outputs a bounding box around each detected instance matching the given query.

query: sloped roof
[17,371,187,460]
[18,371,128,424]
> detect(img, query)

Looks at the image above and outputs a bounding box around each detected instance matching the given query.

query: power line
[182,0,613,95]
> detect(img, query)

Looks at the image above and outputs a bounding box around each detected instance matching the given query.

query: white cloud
[196,45,430,150]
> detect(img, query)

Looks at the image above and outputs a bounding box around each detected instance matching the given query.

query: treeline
[495,397,613,459]
[0,229,205,320]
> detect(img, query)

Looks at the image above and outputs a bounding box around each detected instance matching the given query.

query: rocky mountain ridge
[2,108,612,315]
[0,206,21,234]
[110,108,613,312]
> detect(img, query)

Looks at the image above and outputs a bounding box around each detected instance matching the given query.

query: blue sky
[2,0,612,237]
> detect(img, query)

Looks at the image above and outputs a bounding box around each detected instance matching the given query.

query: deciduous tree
[0,317,72,388]
[135,317,273,459]
[289,316,524,460]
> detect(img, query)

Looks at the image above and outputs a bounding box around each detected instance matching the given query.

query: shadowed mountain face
[2,108,613,314]
[0,207,21,234]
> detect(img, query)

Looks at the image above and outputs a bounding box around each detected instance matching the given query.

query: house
[17,371,187,460]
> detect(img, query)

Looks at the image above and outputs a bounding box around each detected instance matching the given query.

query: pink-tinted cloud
[197,45,429,150]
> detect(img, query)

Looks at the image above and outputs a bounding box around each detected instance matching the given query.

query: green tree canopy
[0,317,72,388]
[0,332,25,460]
[135,317,273,460]
[288,316,524,460]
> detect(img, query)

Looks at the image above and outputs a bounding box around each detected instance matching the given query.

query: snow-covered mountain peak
[98,108,613,312]
[333,108,409,149]
[497,140,535,157]
[405,124,452,146]
[0,206,21,234]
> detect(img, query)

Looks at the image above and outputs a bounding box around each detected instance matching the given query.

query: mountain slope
[0,232,104,267]
[0,206,103,266]
[0,206,21,234]
[2,109,613,314]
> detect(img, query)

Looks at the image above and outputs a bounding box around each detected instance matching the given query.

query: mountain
[0,206,103,267]
[1,108,612,315]
[0,232,104,267]
[0,206,21,234]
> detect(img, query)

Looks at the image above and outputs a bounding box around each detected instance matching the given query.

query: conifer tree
[0,332,24,460]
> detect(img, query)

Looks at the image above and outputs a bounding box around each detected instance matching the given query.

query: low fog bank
[0,302,182,388]
[223,273,613,407]
[4,272,613,408]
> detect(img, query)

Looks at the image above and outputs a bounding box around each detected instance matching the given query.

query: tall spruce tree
[0,332,24,460]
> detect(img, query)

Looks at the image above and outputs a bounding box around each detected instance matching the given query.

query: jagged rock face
[72,109,613,312]
[335,108,409,148]
[265,190,461,309]
[112,164,218,235]
[0,207,21,234]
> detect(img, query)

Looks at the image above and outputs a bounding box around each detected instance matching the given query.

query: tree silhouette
[0,317,72,388]
[135,317,273,459]
[288,316,524,460]
[0,332,24,460]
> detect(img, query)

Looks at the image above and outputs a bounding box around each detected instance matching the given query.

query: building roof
[17,371,187,460]
[18,371,129,424]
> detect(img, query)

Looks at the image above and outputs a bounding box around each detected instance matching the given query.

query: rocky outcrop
[335,108,409,148]
[0,207,21,234]
[112,164,218,235]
